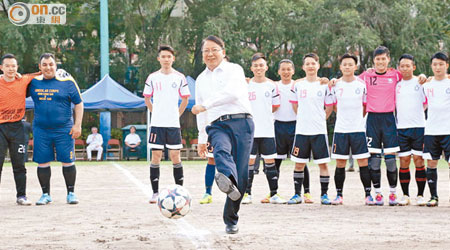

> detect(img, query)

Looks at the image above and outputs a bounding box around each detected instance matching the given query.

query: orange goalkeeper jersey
[0,74,35,123]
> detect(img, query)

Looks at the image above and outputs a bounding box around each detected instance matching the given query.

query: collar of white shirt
[205,60,227,75]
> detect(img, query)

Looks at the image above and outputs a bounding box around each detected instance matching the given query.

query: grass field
[1,159,450,249]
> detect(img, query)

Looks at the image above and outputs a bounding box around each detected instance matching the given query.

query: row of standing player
[142,39,449,233]
[196,47,450,207]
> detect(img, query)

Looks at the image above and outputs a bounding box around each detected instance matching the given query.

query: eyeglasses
[202,48,222,54]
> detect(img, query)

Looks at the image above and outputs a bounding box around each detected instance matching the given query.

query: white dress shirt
[195,60,252,144]
[86,133,103,147]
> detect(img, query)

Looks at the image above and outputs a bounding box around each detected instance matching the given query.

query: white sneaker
[269,194,287,204]
[416,196,426,206]
[398,195,410,206]
[149,193,158,204]
[241,193,252,204]
[16,196,32,206]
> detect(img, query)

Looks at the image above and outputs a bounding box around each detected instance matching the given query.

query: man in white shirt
[241,53,284,205]
[290,53,334,205]
[395,54,427,206]
[422,52,450,207]
[274,59,313,205]
[143,45,190,203]
[330,54,371,205]
[124,126,141,160]
[192,35,254,234]
[86,127,103,161]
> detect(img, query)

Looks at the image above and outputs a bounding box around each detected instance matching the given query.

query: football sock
[399,167,410,196]
[205,164,215,195]
[62,165,76,194]
[426,168,438,198]
[415,166,426,196]
[173,163,184,186]
[334,167,345,197]
[303,165,310,193]
[246,164,255,195]
[293,170,304,195]
[320,175,330,196]
[150,164,160,193]
[265,162,278,197]
[37,166,51,194]
[385,155,398,190]
[369,154,382,190]
[275,158,282,176]
[359,166,371,196]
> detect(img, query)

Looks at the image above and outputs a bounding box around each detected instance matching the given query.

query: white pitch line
[111,163,213,250]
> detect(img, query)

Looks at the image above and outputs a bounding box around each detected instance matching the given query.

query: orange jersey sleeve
[0,74,35,123]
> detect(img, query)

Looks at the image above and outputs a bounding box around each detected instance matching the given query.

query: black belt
[212,113,252,124]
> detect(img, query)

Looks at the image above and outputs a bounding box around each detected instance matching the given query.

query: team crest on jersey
[446,88,450,94]
[355,88,361,94]
[265,91,270,97]
[388,78,393,83]
[317,91,322,97]
[415,85,420,91]
[172,82,177,88]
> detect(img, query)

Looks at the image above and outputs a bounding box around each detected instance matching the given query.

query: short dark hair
[302,53,319,64]
[158,45,175,56]
[399,53,415,65]
[251,52,266,62]
[130,125,136,130]
[430,52,449,63]
[278,59,294,69]
[339,53,358,64]
[39,53,56,64]
[1,53,17,65]
[201,35,225,50]
[373,46,390,58]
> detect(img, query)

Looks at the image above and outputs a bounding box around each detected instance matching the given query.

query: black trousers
[0,121,27,197]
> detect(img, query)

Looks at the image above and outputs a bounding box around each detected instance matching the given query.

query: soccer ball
[157,185,192,219]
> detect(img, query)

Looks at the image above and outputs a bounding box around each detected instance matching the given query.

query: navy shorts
[397,128,424,157]
[291,134,330,164]
[331,132,370,159]
[33,126,75,164]
[423,135,450,163]
[274,120,296,159]
[366,112,399,154]
[250,138,277,159]
[148,127,182,150]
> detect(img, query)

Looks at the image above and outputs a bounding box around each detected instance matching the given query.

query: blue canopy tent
[82,74,146,110]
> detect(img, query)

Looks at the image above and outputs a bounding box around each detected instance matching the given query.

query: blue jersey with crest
[29,74,82,129]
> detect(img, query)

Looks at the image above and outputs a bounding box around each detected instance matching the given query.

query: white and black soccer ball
[157,185,192,219]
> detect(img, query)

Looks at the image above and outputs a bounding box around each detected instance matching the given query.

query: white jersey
[396,78,426,129]
[143,70,190,128]
[332,79,367,133]
[274,80,297,122]
[290,80,334,135]
[423,78,450,135]
[248,80,280,138]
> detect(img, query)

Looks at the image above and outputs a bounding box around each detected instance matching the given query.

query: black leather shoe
[225,225,239,234]
[215,173,241,201]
